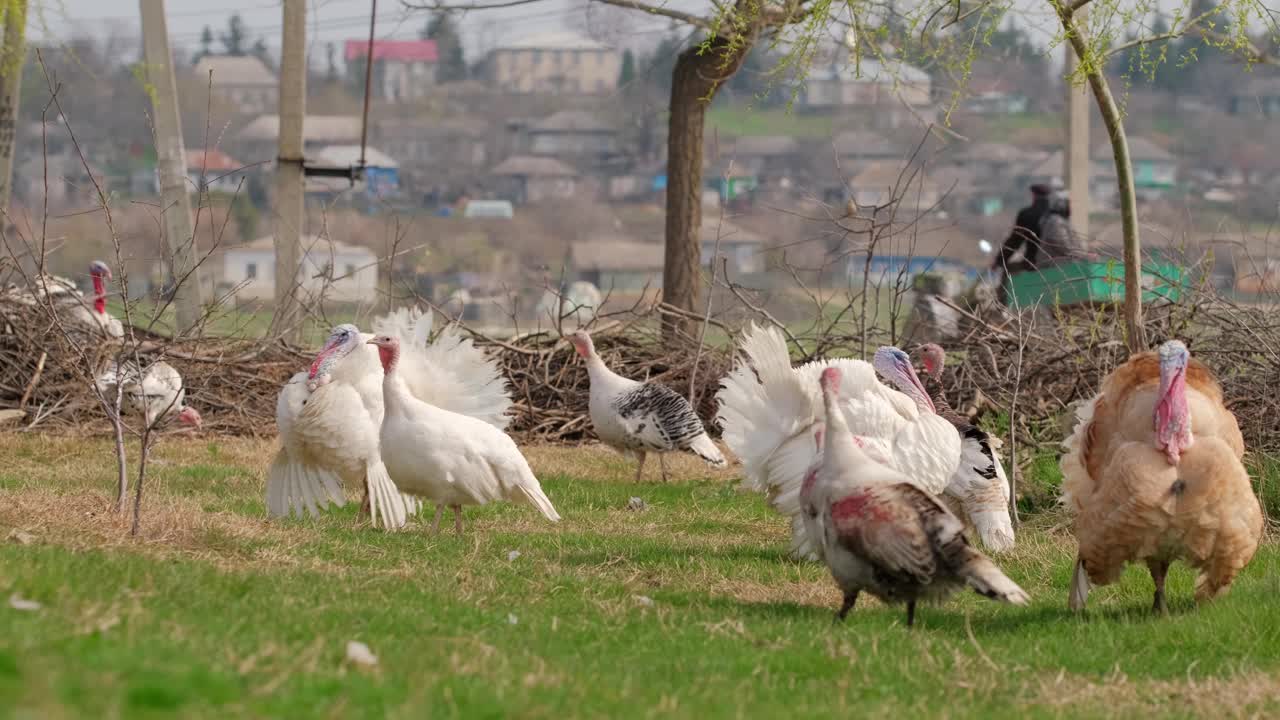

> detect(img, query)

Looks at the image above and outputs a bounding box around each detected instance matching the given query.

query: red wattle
[92,275,106,315]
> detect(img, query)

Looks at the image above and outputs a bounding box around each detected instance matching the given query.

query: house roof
[850,161,940,191]
[239,115,363,143]
[375,116,488,138]
[831,130,897,156]
[1092,136,1174,162]
[344,39,438,63]
[232,235,377,259]
[192,55,276,87]
[700,219,765,246]
[807,58,931,86]
[957,141,1029,164]
[1025,150,1115,180]
[312,145,399,169]
[493,31,610,52]
[185,149,243,172]
[570,239,663,271]
[492,155,578,177]
[720,135,799,157]
[529,110,614,133]
[1237,70,1280,96]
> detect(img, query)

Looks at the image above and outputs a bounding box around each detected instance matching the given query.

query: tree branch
[403,0,716,29]
[1105,6,1230,58]
[589,0,715,30]
[1066,0,1093,15]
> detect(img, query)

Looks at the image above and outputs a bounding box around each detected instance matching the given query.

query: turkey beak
[366,338,377,345]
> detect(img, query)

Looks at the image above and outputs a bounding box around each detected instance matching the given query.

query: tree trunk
[0,0,28,216]
[661,33,755,343]
[1058,6,1147,354]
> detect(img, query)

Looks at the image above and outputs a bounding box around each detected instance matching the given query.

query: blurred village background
[9,4,1280,335]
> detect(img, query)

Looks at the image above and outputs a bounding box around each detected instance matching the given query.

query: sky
[26,0,703,67]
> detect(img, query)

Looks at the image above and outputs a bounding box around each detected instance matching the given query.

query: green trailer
[1002,257,1187,308]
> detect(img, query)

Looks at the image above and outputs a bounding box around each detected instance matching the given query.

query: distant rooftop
[492,155,578,177]
[808,58,930,87]
[493,31,611,52]
[571,238,662,272]
[192,55,275,87]
[530,111,614,133]
[240,115,363,143]
[232,235,376,258]
[344,39,438,63]
[312,145,399,169]
[1092,136,1174,162]
[185,149,243,172]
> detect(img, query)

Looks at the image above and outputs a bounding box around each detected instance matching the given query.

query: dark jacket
[994,195,1049,270]
[1036,194,1079,265]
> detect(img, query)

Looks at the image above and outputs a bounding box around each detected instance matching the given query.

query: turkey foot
[1149,559,1170,615]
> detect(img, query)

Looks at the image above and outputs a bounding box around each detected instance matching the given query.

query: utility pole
[139,0,203,334]
[0,0,28,216]
[274,0,306,343]
[1064,8,1091,242]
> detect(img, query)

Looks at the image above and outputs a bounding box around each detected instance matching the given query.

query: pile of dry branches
[931,292,1280,456]
[0,298,734,441]
[0,296,307,435]
[495,328,731,441]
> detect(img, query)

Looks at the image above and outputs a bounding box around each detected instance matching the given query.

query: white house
[191,55,277,115]
[221,235,379,303]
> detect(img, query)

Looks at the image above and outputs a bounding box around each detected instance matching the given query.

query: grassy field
[2,435,1279,719]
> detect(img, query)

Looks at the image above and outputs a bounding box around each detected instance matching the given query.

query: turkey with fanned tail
[266,307,513,530]
[715,323,961,560]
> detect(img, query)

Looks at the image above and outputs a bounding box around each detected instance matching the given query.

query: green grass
[2,436,1279,718]
[706,106,835,138]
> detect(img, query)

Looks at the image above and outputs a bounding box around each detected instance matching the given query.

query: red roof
[344,39,438,63]
[186,149,243,172]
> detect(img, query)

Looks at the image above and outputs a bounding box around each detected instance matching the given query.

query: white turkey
[266,307,513,530]
[802,366,1029,627]
[4,261,122,338]
[568,330,725,482]
[536,281,601,329]
[94,359,202,429]
[715,323,961,560]
[916,344,1014,552]
[368,333,560,533]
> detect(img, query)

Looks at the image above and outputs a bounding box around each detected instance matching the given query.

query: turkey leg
[659,454,668,482]
[835,591,859,623]
[1068,555,1090,612]
[1149,559,1170,615]
[430,504,445,534]
[906,601,917,628]
[452,504,464,535]
[634,452,647,483]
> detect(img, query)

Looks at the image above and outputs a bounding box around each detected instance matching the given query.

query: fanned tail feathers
[266,449,346,519]
[365,460,408,530]
[715,323,816,494]
[373,305,512,429]
[372,306,433,351]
